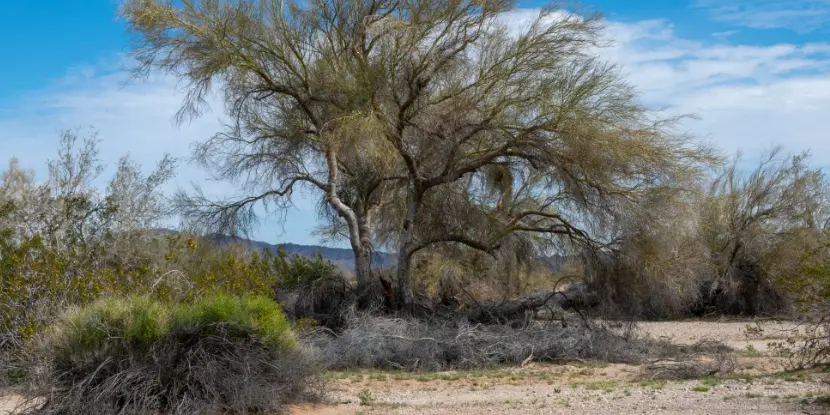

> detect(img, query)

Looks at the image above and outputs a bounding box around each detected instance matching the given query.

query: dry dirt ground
[2,320,828,415]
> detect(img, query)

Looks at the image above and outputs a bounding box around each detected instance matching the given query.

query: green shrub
[272,249,339,289]
[54,297,168,354]
[25,295,318,415]
[50,295,295,361]
[172,294,296,351]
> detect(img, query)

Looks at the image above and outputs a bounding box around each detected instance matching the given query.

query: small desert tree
[122,0,412,299]
[700,148,830,315]
[122,0,715,311]
[346,4,716,308]
[0,129,174,256]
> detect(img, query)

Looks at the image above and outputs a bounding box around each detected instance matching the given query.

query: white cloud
[693,0,830,33]
[599,19,830,162]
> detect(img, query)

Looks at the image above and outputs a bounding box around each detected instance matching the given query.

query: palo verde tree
[345,3,716,308]
[122,0,407,300]
[122,0,714,310]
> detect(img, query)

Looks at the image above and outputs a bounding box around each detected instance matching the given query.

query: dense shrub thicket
[582,150,830,320]
[0,133,338,386]
[24,295,320,415]
[0,224,337,344]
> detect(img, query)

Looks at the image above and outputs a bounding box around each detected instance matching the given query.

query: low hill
[156,229,568,273]
[206,234,396,273]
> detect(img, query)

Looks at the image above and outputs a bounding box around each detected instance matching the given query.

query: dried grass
[640,340,736,380]
[304,313,661,371]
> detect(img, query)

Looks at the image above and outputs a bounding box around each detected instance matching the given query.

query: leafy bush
[50,297,168,363]
[172,294,297,351]
[270,247,339,289]
[767,245,830,369]
[0,132,170,347]
[584,149,830,319]
[0,223,159,344]
[409,246,554,303]
[24,295,319,415]
[158,237,339,299]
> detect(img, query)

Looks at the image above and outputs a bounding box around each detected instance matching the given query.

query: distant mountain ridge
[205,233,396,272]
[153,230,568,273]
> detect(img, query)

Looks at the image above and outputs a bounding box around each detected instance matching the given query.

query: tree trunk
[353,243,374,305]
[396,189,421,313]
[354,208,380,308]
[323,148,378,308]
[395,245,414,313]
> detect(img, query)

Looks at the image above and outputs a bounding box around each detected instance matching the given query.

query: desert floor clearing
[3,320,828,415]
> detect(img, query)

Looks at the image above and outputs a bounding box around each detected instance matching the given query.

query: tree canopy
[122,0,716,309]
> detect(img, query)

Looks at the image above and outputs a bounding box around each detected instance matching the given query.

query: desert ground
[3,320,828,415]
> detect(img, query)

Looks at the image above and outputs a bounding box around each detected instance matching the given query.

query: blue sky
[2,0,830,245]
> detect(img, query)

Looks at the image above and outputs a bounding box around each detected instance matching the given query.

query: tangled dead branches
[304,314,660,371]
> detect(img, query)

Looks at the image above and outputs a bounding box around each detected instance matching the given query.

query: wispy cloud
[693,0,830,32]
[600,18,830,161]
[711,30,740,40]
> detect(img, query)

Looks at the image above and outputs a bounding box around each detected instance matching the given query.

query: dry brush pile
[302,312,730,373]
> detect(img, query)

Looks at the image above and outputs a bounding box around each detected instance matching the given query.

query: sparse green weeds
[740,344,762,358]
[814,395,830,405]
[327,368,563,384]
[773,370,808,382]
[357,390,375,406]
[581,381,617,392]
[637,379,667,390]
[701,376,721,387]
[368,373,387,381]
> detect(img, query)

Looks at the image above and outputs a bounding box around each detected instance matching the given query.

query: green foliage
[410,248,555,301]
[49,295,296,366]
[0,221,158,342]
[0,132,170,344]
[159,236,338,298]
[51,297,168,362]
[780,244,830,310]
[32,295,319,415]
[585,149,830,319]
[357,389,375,406]
[172,294,296,351]
[0,224,336,350]
[271,247,339,289]
[0,156,336,349]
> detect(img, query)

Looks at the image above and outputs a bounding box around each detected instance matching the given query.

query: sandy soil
[631,320,802,352]
[2,320,827,415]
[298,320,829,415]
[0,396,25,415]
[315,370,828,414]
